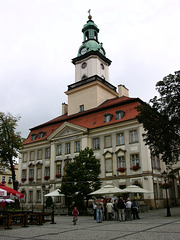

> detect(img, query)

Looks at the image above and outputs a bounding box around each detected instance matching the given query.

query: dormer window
[31,134,38,141]
[39,131,46,139]
[80,105,84,112]
[116,110,125,120]
[104,113,113,123]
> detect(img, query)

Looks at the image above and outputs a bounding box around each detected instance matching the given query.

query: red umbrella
[0,183,24,199]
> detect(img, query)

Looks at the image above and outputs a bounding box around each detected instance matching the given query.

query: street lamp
[42,185,46,212]
[162,171,171,217]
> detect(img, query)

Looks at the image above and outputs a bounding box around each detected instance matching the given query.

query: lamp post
[162,171,171,217]
[42,185,46,212]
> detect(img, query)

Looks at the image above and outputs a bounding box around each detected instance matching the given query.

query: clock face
[99,49,104,55]
[81,47,87,55]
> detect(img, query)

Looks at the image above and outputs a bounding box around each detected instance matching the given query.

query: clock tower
[65,13,118,115]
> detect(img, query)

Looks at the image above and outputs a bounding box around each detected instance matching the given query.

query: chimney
[62,103,68,115]
[118,84,129,97]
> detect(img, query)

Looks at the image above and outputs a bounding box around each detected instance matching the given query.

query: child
[72,207,79,224]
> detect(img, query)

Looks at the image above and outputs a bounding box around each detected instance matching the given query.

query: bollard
[4,214,12,230]
[22,213,29,227]
[50,211,56,224]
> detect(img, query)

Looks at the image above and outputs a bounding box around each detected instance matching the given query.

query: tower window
[85,31,89,40]
[80,105,84,112]
[100,63,104,70]
[81,75,87,80]
[81,62,87,69]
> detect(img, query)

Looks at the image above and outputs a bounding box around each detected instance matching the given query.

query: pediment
[48,122,88,141]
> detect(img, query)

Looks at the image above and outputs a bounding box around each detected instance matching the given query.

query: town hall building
[18,14,179,210]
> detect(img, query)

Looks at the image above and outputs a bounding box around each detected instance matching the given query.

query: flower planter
[2,181,6,184]
[117,167,126,173]
[8,182,12,184]
[29,177,34,181]
[22,178,27,182]
[132,165,139,171]
[44,176,50,180]
[160,183,170,189]
[56,174,61,178]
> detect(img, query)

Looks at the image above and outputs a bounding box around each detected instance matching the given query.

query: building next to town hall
[18,13,179,210]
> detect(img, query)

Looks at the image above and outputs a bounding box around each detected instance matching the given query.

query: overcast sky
[1,0,180,138]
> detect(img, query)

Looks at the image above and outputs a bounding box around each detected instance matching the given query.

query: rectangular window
[29,191,33,203]
[65,143,71,154]
[80,105,84,112]
[105,135,111,148]
[131,154,139,167]
[130,130,138,143]
[8,177,12,183]
[159,184,163,198]
[75,141,80,152]
[56,165,61,175]
[22,169,27,178]
[23,153,27,162]
[45,167,50,177]
[45,148,50,158]
[156,155,160,169]
[37,150,42,160]
[105,158,113,173]
[151,154,155,169]
[93,138,100,150]
[56,145,62,155]
[154,183,158,199]
[29,169,34,178]
[117,133,124,145]
[2,176,6,183]
[37,168,42,179]
[118,156,125,168]
[30,151,35,161]
[37,190,41,202]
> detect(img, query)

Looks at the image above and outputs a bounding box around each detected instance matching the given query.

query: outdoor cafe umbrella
[0,199,15,203]
[122,185,152,194]
[89,185,126,196]
[0,183,24,199]
[44,189,65,197]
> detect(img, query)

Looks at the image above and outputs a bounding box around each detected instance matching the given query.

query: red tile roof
[23,96,143,145]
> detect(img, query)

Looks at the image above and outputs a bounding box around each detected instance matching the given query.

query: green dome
[77,17,106,57]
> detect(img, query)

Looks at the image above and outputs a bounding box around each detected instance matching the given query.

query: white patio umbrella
[44,189,65,197]
[122,185,152,194]
[89,185,126,196]
[0,199,15,203]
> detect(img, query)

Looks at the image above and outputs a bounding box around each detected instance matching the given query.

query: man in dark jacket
[117,197,125,221]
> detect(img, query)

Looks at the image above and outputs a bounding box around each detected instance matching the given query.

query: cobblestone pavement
[0,207,180,240]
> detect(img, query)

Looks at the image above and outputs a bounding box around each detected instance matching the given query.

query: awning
[89,185,126,196]
[0,184,24,199]
[122,185,152,193]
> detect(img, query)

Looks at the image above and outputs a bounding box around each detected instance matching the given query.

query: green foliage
[60,147,101,208]
[46,196,53,207]
[137,71,180,164]
[0,112,23,189]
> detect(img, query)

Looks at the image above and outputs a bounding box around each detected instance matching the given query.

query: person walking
[125,198,132,221]
[117,197,125,221]
[96,198,103,223]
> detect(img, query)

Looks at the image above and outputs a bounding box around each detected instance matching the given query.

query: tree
[137,71,180,164]
[60,147,101,209]
[0,112,23,190]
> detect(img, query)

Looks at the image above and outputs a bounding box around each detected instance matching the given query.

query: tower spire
[88,9,92,20]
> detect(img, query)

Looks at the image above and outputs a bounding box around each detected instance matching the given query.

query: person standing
[96,198,103,223]
[125,198,132,221]
[106,199,113,221]
[131,199,140,219]
[117,197,125,221]
[93,200,97,220]
[113,199,118,221]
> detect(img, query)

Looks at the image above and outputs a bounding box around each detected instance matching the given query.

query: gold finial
[88,9,92,19]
